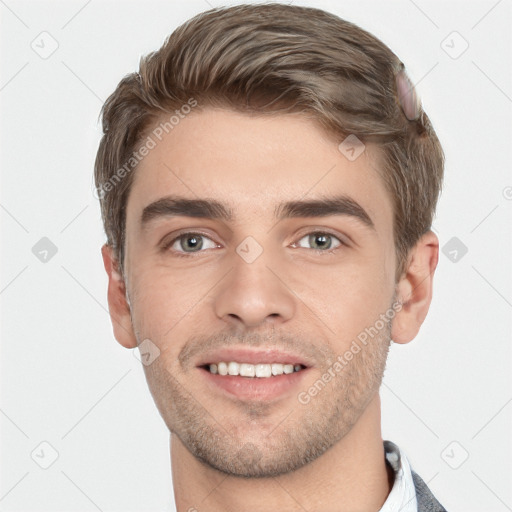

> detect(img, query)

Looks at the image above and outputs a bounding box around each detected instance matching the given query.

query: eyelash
[161,230,348,258]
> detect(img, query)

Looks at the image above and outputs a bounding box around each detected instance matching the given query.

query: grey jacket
[412,470,447,512]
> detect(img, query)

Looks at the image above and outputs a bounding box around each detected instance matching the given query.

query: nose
[213,246,296,329]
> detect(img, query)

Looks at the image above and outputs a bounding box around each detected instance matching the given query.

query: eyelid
[161,227,350,255]
[161,229,220,251]
[292,227,350,246]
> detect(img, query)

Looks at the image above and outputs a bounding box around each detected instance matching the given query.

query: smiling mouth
[197,359,312,401]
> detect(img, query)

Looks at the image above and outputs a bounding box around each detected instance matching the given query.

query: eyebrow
[140,194,375,230]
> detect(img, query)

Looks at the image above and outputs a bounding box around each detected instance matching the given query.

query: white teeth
[228,361,240,375]
[271,363,283,375]
[239,363,255,377]
[255,364,272,378]
[207,362,304,377]
[217,362,228,375]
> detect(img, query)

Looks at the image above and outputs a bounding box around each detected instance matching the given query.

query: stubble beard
[139,318,392,479]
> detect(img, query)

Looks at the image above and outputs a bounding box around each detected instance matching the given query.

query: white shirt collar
[378,440,418,512]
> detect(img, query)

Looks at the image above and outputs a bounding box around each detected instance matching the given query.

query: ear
[391,230,439,344]
[101,244,138,349]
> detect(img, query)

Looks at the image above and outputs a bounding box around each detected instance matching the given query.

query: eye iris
[181,235,203,252]
[309,233,331,250]
[175,233,336,252]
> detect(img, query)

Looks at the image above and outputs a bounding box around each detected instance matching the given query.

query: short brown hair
[94,3,444,281]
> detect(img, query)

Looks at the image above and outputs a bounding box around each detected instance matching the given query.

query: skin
[102,108,439,512]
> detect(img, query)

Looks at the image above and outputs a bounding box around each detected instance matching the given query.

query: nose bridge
[213,237,296,328]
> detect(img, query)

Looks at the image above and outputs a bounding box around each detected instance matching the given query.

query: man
[95,3,446,511]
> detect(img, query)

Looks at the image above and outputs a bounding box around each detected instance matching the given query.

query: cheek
[127,263,195,343]
[306,255,393,344]
[127,258,225,360]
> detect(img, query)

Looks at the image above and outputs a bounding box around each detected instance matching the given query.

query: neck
[170,394,393,512]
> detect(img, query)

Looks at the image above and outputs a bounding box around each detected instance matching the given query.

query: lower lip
[198,367,310,401]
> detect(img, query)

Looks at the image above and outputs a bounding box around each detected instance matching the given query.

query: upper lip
[196,348,312,367]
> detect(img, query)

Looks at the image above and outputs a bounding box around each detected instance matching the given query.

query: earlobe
[101,244,138,349]
[391,230,439,344]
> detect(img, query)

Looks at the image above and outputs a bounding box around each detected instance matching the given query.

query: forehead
[126,108,393,233]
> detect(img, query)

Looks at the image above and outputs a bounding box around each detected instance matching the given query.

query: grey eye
[171,233,217,253]
[296,232,342,251]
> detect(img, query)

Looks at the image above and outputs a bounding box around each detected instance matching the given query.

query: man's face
[122,107,397,477]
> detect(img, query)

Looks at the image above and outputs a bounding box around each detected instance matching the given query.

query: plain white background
[1,0,511,510]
